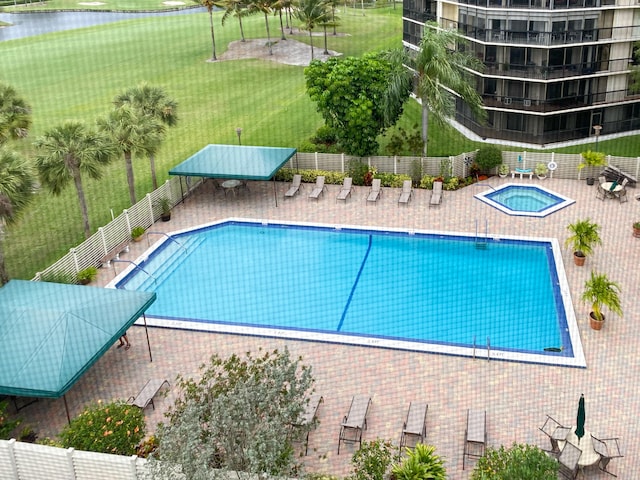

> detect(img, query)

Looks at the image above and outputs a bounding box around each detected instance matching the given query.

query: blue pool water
[475,184,575,217]
[113,220,584,367]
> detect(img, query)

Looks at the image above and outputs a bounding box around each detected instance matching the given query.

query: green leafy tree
[248,0,276,55]
[471,443,557,480]
[392,443,447,480]
[296,0,331,60]
[221,0,248,42]
[305,51,411,156]
[0,82,31,145]
[350,439,395,480]
[34,121,117,239]
[474,145,502,174]
[0,400,21,439]
[151,348,315,480]
[194,0,225,61]
[97,105,164,205]
[413,22,486,157]
[114,83,179,190]
[60,401,146,456]
[0,148,36,286]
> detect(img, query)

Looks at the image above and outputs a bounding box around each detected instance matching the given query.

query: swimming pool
[110,219,585,367]
[475,184,575,217]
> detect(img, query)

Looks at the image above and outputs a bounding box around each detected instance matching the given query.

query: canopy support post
[143,314,153,362]
[273,177,278,207]
[63,395,71,424]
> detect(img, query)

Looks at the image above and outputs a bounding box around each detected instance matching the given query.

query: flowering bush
[60,401,145,455]
[0,400,21,440]
[471,443,557,480]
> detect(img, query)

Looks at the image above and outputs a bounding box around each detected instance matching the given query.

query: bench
[100,239,130,267]
[128,379,170,410]
[511,169,533,179]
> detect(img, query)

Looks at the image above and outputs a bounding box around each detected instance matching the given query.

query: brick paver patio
[19,176,639,479]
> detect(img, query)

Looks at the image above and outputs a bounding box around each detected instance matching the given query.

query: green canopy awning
[0,280,156,398]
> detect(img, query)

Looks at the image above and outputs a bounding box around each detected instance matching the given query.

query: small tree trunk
[309,29,314,60]
[323,25,329,54]
[264,13,273,55]
[239,16,246,42]
[279,11,286,40]
[72,168,92,239]
[0,239,8,286]
[209,10,217,61]
[124,151,137,206]
[421,103,429,158]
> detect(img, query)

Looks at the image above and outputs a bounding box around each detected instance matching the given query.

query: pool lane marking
[337,234,373,332]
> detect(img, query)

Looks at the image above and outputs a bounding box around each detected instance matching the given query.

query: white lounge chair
[398,180,413,206]
[399,402,428,453]
[336,177,353,202]
[285,174,303,198]
[309,176,327,200]
[430,181,443,207]
[463,409,486,469]
[338,395,371,454]
[366,179,382,204]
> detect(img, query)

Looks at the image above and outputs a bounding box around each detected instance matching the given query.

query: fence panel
[13,441,73,480]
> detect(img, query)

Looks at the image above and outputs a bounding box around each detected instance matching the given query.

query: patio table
[601,181,622,199]
[559,428,601,468]
[222,179,242,197]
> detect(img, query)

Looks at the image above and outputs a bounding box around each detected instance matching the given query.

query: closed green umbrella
[575,394,585,443]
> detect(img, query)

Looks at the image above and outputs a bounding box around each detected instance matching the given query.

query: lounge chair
[557,441,581,479]
[285,174,303,198]
[366,179,382,204]
[399,402,428,453]
[296,394,323,455]
[539,414,570,454]
[309,176,327,200]
[591,435,623,477]
[338,395,372,454]
[336,177,353,202]
[398,180,413,206]
[430,181,443,207]
[128,379,170,410]
[463,409,486,469]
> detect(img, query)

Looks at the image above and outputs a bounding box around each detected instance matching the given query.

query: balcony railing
[456,0,614,9]
[456,25,640,45]
[480,58,630,80]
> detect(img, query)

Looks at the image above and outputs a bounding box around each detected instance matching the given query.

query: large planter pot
[573,252,586,266]
[586,177,595,186]
[161,213,171,222]
[633,227,640,238]
[589,312,605,330]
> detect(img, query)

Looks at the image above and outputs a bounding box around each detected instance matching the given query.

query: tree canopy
[0,82,31,145]
[305,51,411,156]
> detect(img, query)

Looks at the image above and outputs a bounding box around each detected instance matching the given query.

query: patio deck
[19,176,639,478]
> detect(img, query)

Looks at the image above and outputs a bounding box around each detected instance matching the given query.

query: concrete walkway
[21,177,639,479]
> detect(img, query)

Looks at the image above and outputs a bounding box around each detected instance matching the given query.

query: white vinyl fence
[34,150,640,283]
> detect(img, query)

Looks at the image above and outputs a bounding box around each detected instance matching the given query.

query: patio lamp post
[593,124,602,151]
[236,127,242,146]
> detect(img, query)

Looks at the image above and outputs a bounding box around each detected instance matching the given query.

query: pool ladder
[475,219,488,249]
[472,335,491,361]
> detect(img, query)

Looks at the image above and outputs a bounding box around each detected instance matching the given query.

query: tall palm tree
[296,0,330,60]
[326,0,340,35]
[0,82,32,145]
[194,0,225,61]
[114,83,179,190]
[248,0,276,55]
[97,105,163,206]
[34,121,117,239]
[413,22,486,157]
[0,148,36,285]
[221,0,248,42]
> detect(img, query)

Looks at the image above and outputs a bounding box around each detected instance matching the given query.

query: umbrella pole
[63,395,71,424]
[143,314,153,362]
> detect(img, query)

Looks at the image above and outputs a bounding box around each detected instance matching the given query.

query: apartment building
[403,0,640,144]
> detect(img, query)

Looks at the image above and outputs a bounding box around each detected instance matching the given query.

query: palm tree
[564,218,602,265]
[194,0,225,61]
[0,148,36,285]
[34,121,117,239]
[98,105,164,206]
[296,0,330,60]
[248,0,276,55]
[273,0,288,41]
[221,0,248,42]
[114,83,179,190]
[392,444,447,480]
[413,22,486,157]
[326,0,340,35]
[0,82,32,145]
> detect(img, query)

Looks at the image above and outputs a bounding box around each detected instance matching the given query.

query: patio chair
[463,409,486,469]
[591,435,623,477]
[617,178,629,203]
[338,395,372,454]
[309,176,327,200]
[336,177,353,202]
[285,174,303,198]
[557,441,581,479]
[296,394,323,455]
[430,181,443,207]
[399,402,428,453]
[539,414,571,454]
[398,180,413,206]
[366,179,382,204]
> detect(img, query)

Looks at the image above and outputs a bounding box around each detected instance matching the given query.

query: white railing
[0,439,149,480]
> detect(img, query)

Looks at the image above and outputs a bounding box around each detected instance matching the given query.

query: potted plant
[534,162,549,179]
[76,266,98,285]
[582,270,622,330]
[633,221,640,238]
[131,226,146,242]
[498,163,510,178]
[565,219,602,266]
[578,150,606,185]
[157,197,172,221]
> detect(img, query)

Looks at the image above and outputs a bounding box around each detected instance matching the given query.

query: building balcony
[454,0,615,8]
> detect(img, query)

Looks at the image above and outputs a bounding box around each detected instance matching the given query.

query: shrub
[443,177,460,191]
[350,439,395,480]
[131,226,145,239]
[474,146,503,173]
[76,266,98,284]
[471,443,558,480]
[348,160,371,186]
[60,401,145,456]
[0,400,21,440]
[419,175,436,189]
[409,159,423,186]
[374,173,411,188]
[312,125,338,146]
[392,443,447,480]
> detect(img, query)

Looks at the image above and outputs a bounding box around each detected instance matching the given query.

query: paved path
[22,177,638,479]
